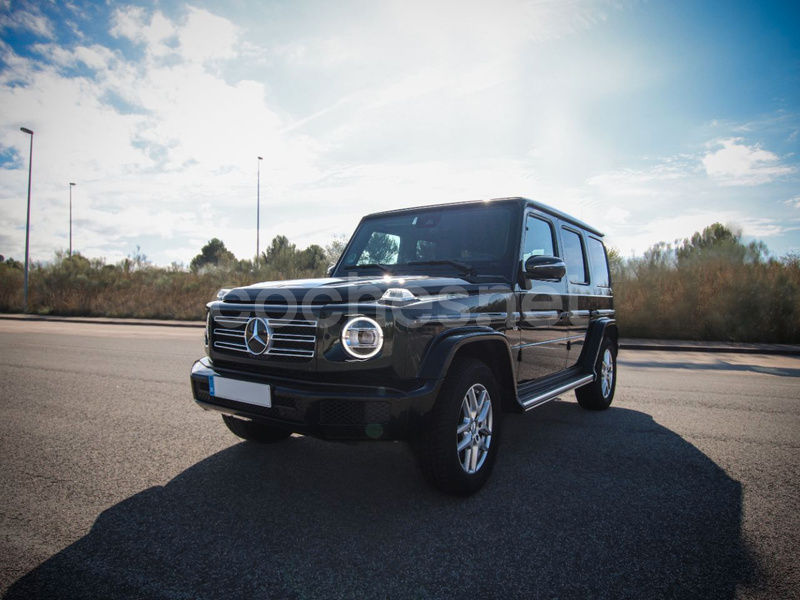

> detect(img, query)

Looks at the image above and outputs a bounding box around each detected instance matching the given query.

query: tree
[676,223,744,265]
[298,244,327,271]
[190,238,236,272]
[264,235,296,262]
[325,234,349,266]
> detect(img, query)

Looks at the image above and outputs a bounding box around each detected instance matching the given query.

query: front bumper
[190,357,441,441]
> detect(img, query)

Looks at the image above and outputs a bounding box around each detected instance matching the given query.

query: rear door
[566,234,614,367]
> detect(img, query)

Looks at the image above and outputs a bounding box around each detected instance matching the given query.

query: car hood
[220,275,506,305]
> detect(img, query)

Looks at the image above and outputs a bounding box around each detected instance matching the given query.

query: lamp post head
[258,156,263,160]
[70,182,76,186]
[20,127,33,135]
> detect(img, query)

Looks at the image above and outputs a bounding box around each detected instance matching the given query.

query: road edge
[2,313,799,355]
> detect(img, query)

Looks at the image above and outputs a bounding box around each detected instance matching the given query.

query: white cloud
[178,6,239,63]
[0,5,54,39]
[587,160,696,197]
[786,196,800,209]
[702,138,794,186]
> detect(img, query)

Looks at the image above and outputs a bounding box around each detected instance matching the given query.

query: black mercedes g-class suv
[190,197,617,495]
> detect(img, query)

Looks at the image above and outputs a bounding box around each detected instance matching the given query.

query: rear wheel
[575,338,617,410]
[416,358,502,496]
[222,414,293,443]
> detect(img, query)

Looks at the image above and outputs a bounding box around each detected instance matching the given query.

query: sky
[0,0,799,267]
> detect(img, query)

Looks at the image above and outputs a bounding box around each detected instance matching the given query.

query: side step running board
[519,374,594,411]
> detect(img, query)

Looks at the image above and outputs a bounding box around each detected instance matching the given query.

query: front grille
[211,314,317,363]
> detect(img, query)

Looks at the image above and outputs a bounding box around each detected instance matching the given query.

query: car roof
[362,197,604,237]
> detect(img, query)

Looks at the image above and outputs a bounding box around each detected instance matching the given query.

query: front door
[516,212,569,384]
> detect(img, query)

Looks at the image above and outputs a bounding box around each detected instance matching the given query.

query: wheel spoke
[457,432,472,452]
[470,441,479,472]
[476,396,491,424]
[461,447,472,471]
[467,387,479,417]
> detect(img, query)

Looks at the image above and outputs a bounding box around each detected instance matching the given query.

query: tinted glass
[339,204,516,279]
[561,228,588,284]
[588,237,610,288]
[522,216,556,261]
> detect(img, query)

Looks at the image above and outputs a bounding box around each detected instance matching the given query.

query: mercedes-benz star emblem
[244,317,270,355]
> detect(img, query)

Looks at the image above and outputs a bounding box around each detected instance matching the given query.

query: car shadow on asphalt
[4,401,759,600]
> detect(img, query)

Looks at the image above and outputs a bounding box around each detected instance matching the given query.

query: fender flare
[578,318,619,375]
[417,327,514,380]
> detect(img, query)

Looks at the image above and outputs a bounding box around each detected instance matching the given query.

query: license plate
[209,376,272,408]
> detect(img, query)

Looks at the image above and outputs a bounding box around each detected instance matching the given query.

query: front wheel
[575,338,617,410]
[416,358,502,496]
[222,414,293,443]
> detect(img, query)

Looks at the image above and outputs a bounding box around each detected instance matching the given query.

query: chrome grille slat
[272,333,315,342]
[215,328,245,338]
[267,348,314,358]
[215,341,248,352]
[211,313,317,362]
[214,316,249,326]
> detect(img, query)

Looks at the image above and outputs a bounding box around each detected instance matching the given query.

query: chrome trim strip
[511,334,585,350]
[521,310,560,321]
[519,374,594,410]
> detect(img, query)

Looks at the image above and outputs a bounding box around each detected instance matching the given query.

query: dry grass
[614,255,800,343]
[0,254,326,321]
[3,233,799,343]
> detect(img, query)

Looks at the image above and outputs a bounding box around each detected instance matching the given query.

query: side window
[561,228,588,285]
[522,216,556,262]
[588,237,610,288]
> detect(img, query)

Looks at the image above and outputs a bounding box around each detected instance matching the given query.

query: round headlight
[341,316,384,359]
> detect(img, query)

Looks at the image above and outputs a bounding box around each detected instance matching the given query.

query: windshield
[336,203,518,280]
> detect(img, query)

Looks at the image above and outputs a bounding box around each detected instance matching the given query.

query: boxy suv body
[190,197,618,495]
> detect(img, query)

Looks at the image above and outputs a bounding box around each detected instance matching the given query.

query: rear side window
[561,228,588,285]
[588,237,610,288]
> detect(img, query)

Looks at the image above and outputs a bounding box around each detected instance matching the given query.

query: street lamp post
[257,156,263,268]
[69,183,76,257]
[20,127,33,313]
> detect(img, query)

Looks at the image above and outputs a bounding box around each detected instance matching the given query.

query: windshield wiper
[343,263,392,273]
[407,260,476,276]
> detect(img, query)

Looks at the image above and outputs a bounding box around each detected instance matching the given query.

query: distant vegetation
[611,224,800,343]
[0,235,343,321]
[1,224,798,342]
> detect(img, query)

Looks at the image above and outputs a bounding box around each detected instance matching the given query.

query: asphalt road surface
[1,320,798,599]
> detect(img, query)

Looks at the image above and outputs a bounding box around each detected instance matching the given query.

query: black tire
[576,338,617,410]
[416,357,502,496]
[222,414,293,443]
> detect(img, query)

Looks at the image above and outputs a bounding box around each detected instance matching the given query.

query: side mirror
[326,265,335,277]
[524,255,566,281]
